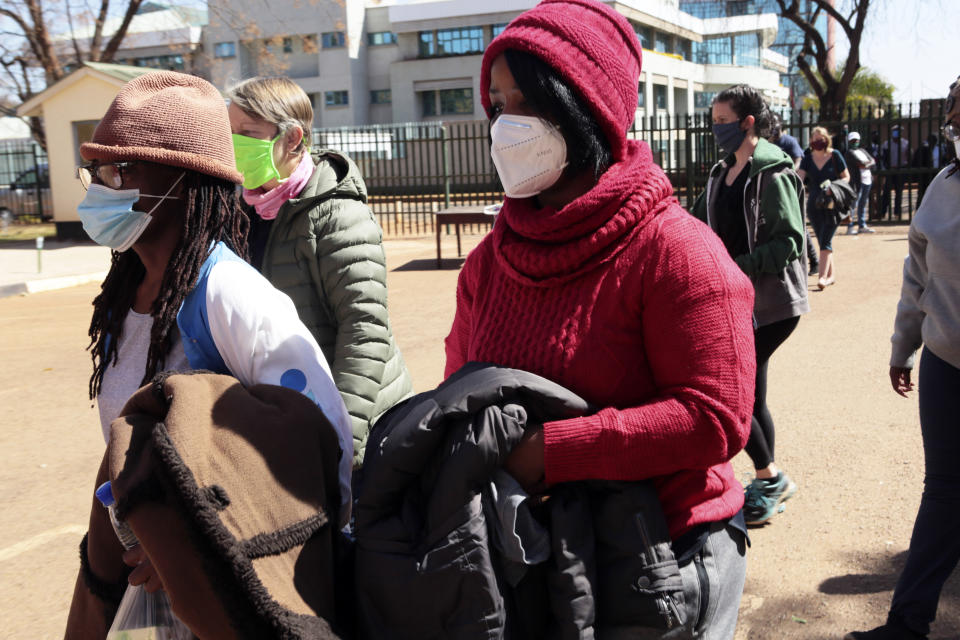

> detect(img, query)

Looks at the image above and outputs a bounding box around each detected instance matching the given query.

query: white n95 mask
[490,115,567,199]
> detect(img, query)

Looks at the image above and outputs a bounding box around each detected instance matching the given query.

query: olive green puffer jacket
[258,149,413,464]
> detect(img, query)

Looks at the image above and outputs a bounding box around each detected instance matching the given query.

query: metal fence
[0,103,947,234]
[314,102,950,237]
[0,139,51,223]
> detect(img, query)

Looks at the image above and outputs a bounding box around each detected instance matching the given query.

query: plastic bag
[107,583,193,640]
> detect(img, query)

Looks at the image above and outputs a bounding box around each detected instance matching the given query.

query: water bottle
[95,481,193,640]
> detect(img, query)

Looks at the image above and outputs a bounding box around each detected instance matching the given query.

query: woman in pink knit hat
[444,0,756,635]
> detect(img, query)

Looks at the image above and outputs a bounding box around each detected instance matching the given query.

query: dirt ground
[1,225,958,639]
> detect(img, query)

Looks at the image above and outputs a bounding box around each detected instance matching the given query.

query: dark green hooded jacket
[258,149,413,464]
[692,138,810,327]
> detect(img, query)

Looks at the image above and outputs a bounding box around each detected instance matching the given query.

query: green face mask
[232,133,282,189]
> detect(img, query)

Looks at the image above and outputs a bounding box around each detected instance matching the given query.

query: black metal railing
[4,103,949,235]
[0,139,50,223]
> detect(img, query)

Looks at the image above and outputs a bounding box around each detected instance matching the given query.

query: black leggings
[744,315,800,470]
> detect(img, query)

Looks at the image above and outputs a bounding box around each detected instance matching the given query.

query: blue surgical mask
[713,121,746,155]
[77,173,183,252]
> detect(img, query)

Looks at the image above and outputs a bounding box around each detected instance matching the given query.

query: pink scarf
[242,152,315,220]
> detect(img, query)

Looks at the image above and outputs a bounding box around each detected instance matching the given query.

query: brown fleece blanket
[64,371,343,639]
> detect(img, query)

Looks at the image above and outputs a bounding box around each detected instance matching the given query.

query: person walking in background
[911,133,938,207]
[444,1,756,635]
[770,113,819,275]
[798,126,850,290]
[845,131,877,235]
[846,76,960,640]
[880,124,910,220]
[226,76,413,466]
[693,85,809,526]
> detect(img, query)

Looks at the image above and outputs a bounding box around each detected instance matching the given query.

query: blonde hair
[226,76,313,151]
[811,126,832,151]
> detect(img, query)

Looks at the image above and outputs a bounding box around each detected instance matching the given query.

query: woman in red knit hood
[444,0,757,635]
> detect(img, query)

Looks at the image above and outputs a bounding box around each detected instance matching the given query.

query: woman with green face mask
[227,76,413,468]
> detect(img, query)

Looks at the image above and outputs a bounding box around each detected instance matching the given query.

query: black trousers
[744,315,800,470]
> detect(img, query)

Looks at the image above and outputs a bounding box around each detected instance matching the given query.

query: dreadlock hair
[87,170,249,400]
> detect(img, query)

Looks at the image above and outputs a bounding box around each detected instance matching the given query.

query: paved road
[1,227,957,639]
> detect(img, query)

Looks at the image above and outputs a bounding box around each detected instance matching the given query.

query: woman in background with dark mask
[693,85,809,526]
[798,126,850,289]
[444,1,756,635]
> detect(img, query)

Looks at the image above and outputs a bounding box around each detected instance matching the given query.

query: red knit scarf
[492,140,676,286]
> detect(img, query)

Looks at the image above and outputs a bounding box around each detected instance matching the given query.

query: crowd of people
[62,0,959,637]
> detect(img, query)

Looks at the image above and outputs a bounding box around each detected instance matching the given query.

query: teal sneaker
[743,472,797,525]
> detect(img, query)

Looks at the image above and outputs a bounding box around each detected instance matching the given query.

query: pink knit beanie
[481,0,642,161]
[81,71,243,184]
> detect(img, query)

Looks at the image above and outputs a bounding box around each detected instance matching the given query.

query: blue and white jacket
[175,241,353,522]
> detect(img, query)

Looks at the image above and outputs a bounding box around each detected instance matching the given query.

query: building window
[492,23,508,38]
[283,37,293,53]
[418,31,435,57]
[214,42,235,58]
[370,89,392,104]
[419,27,483,57]
[419,88,474,117]
[367,31,397,46]
[677,38,692,61]
[420,91,438,117]
[325,90,349,107]
[132,54,185,70]
[634,25,653,49]
[733,33,761,67]
[654,85,667,110]
[438,27,483,56]
[637,85,645,109]
[694,36,733,65]
[654,32,672,54]
[440,88,473,114]
[694,91,717,111]
[321,31,345,49]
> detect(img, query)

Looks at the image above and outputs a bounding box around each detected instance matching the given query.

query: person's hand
[122,544,164,593]
[504,427,546,496]
[889,366,914,398]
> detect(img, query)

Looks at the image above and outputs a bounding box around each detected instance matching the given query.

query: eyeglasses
[942,122,960,143]
[77,161,138,190]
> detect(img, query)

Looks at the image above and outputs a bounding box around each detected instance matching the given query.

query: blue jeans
[850,182,872,228]
[888,348,960,636]
[807,203,838,252]
[604,521,747,640]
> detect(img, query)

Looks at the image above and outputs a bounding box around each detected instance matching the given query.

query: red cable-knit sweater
[444,141,756,539]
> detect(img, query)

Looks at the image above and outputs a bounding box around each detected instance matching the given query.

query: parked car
[0,163,52,221]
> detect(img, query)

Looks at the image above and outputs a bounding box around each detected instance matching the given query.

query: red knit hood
[481,0,642,162]
[491,139,676,286]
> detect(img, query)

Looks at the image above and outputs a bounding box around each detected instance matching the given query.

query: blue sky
[855,0,954,104]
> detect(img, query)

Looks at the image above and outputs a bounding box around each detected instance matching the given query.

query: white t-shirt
[97,310,191,443]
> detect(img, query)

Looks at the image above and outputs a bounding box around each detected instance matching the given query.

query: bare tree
[774,0,871,120]
[0,0,144,146]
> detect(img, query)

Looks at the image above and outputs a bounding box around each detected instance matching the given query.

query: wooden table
[435,205,498,268]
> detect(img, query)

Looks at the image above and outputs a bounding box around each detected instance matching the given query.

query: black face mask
[811,139,828,151]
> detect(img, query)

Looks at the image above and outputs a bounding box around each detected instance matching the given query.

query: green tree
[802,65,895,111]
